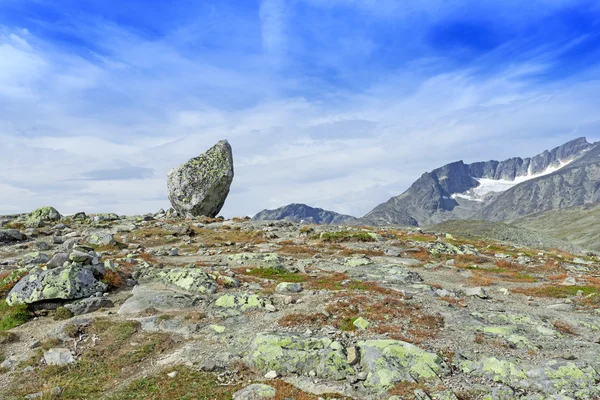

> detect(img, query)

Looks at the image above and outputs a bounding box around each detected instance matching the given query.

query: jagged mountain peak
[361,137,597,226]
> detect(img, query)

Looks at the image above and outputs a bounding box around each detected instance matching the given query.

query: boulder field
[1,208,600,399]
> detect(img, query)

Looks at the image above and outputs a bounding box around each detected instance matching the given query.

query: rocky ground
[1,207,600,399]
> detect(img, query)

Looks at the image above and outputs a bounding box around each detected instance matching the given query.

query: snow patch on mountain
[452,160,573,202]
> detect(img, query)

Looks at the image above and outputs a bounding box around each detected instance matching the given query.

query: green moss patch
[0,300,30,331]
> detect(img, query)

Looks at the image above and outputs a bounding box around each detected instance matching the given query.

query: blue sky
[0,0,599,217]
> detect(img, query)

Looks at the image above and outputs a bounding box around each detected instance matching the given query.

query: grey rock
[69,250,93,264]
[275,282,303,293]
[117,285,201,315]
[464,287,489,299]
[6,266,107,305]
[22,252,51,265]
[44,348,75,366]
[167,140,234,218]
[86,232,116,246]
[233,384,276,400]
[47,253,69,269]
[65,297,114,315]
[0,229,25,243]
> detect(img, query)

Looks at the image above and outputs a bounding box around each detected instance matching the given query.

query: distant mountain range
[252,137,600,250]
[361,137,597,226]
[252,203,357,224]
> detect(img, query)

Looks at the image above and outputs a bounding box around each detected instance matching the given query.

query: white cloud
[0,17,599,219]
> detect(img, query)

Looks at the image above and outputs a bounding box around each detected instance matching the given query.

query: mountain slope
[474,143,600,221]
[361,138,595,226]
[511,203,600,252]
[430,219,579,252]
[252,203,357,224]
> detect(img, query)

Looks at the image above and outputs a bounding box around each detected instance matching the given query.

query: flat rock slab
[118,285,202,315]
[44,348,75,366]
[233,384,276,400]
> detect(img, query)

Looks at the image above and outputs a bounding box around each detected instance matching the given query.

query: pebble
[264,370,278,379]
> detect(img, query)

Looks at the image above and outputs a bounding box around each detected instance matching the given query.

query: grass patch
[9,319,173,399]
[244,267,307,283]
[0,300,30,331]
[109,366,240,400]
[512,285,600,298]
[553,320,578,335]
[317,231,375,243]
[325,294,444,344]
[278,313,328,328]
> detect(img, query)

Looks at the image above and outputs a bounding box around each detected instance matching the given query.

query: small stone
[233,384,276,400]
[353,317,370,330]
[264,370,278,379]
[69,251,93,264]
[561,277,577,286]
[210,325,226,333]
[265,304,277,312]
[347,346,359,365]
[167,371,178,378]
[464,287,489,299]
[275,282,303,293]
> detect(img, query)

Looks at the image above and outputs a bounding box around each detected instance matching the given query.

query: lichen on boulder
[140,267,218,294]
[358,339,449,391]
[167,140,234,218]
[6,266,107,306]
[248,333,353,381]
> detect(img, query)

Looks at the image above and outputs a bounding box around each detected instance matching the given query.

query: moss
[54,306,74,321]
[245,267,307,283]
[0,300,30,331]
[513,285,600,298]
[318,231,376,243]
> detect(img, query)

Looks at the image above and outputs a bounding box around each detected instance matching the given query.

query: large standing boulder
[6,266,107,306]
[25,206,62,227]
[167,140,234,218]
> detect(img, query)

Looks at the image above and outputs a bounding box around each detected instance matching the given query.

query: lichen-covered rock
[69,250,93,264]
[425,241,478,255]
[227,252,282,265]
[275,282,302,293]
[358,339,448,391]
[215,294,271,312]
[25,207,62,228]
[167,140,234,218]
[6,266,107,305]
[232,384,276,400]
[141,267,218,294]
[460,357,600,398]
[22,252,51,265]
[86,232,116,246]
[47,253,69,269]
[248,333,353,381]
[0,229,25,243]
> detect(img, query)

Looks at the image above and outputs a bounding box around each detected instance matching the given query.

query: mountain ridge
[252,203,357,224]
[361,137,597,226]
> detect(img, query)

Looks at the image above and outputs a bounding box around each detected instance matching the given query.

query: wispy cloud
[0,1,599,217]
